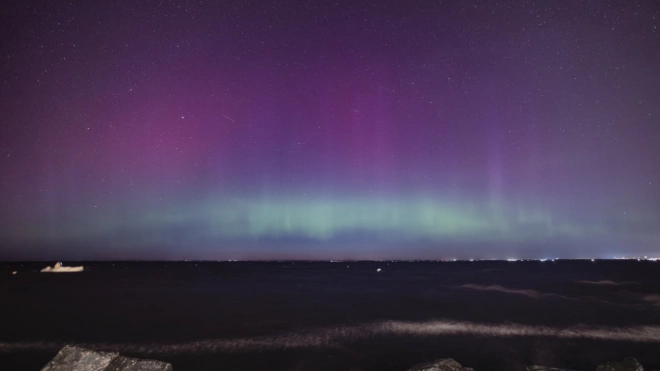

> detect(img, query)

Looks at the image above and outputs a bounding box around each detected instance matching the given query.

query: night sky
[1,0,659,260]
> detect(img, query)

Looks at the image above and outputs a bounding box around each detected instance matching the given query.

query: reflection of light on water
[3,320,660,355]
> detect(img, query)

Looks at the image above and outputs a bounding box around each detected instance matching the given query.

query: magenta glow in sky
[1,0,659,260]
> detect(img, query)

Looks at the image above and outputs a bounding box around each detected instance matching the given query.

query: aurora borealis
[1,0,659,260]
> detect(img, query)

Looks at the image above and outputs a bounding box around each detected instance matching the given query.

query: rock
[107,356,173,371]
[407,358,474,371]
[596,357,644,371]
[41,345,118,371]
[41,345,172,371]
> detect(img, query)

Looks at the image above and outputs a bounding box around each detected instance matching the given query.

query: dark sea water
[1,260,660,371]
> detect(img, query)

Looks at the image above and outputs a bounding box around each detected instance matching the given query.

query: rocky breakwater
[41,345,172,371]
[405,357,657,371]
[595,357,645,371]
[527,356,650,371]
[406,358,474,371]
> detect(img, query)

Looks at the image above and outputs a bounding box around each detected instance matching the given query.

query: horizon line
[2,258,658,263]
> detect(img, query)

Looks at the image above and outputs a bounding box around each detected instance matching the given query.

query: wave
[456,284,656,309]
[457,284,572,300]
[576,280,637,286]
[642,294,660,307]
[2,320,660,355]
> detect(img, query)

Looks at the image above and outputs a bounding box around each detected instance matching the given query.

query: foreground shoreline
[39,345,654,371]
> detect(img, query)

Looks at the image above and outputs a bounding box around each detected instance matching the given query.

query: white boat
[41,262,84,273]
